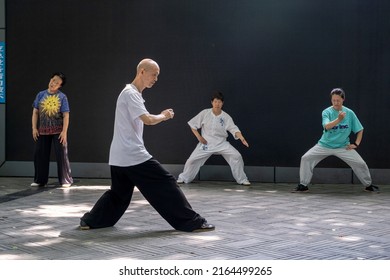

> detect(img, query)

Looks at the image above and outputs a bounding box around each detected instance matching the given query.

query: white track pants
[299,144,372,187]
[178,142,248,184]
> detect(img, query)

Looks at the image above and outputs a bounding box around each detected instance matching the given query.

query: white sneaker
[177,178,184,184]
[30,182,45,187]
[62,183,71,188]
[241,180,251,186]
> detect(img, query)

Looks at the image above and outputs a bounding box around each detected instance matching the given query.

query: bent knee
[354,160,368,169]
[301,153,311,162]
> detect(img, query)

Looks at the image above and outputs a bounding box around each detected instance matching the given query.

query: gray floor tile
[0,177,389,260]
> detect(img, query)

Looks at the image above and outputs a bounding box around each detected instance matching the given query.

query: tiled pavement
[0,177,389,260]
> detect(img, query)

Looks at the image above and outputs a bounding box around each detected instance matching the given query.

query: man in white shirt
[177,91,250,186]
[80,59,214,232]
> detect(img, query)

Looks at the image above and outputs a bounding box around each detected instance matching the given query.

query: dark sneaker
[364,185,380,193]
[192,222,215,232]
[292,184,309,193]
[79,219,90,230]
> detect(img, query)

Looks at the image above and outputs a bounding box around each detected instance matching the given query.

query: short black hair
[330,88,345,99]
[211,91,224,102]
[52,72,67,87]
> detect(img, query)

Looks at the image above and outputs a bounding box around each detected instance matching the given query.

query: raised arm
[139,108,174,125]
[324,111,346,131]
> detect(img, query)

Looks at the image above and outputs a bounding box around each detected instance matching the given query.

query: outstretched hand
[240,138,249,147]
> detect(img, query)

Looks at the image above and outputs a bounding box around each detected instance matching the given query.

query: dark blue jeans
[81,158,206,232]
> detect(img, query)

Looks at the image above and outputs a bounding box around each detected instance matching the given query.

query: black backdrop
[5,0,390,168]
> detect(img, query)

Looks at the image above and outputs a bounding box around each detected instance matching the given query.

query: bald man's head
[137,59,159,74]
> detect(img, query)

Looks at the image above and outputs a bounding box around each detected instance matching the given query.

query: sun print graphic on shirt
[41,94,60,117]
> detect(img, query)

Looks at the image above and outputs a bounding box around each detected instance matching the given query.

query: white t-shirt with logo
[188,108,240,151]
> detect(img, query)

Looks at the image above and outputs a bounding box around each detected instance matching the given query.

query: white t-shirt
[109,84,152,166]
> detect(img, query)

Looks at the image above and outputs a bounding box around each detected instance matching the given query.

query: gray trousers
[300,144,372,187]
[178,142,248,184]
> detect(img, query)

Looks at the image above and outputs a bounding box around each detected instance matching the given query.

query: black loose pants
[33,134,73,185]
[81,158,206,232]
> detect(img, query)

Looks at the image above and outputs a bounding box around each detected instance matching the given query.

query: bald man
[80,59,215,232]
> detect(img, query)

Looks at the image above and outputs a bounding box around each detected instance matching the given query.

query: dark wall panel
[5,0,390,168]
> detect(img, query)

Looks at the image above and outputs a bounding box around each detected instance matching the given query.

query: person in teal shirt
[293,88,379,193]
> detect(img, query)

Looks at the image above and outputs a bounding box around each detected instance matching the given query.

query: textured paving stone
[0,177,389,260]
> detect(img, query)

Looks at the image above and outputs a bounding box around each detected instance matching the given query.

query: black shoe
[193,222,215,232]
[292,184,309,193]
[364,185,380,193]
[79,219,90,230]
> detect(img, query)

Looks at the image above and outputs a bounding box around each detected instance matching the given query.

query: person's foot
[192,222,215,232]
[241,180,251,186]
[291,184,309,193]
[177,178,185,184]
[30,182,45,187]
[62,183,71,188]
[364,185,380,193]
[79,219,90,230]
